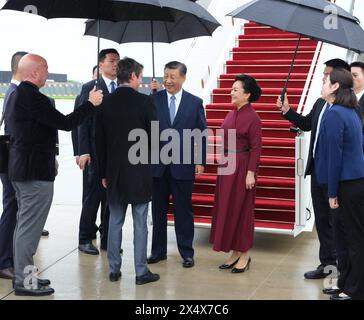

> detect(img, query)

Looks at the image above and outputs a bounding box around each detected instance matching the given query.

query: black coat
[283,96,364,177]
[77,78,109,157]
[95,86,157,204]
[283,98,326,177]
[6,81,95,182]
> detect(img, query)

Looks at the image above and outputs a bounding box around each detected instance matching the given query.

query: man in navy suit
[277,59,350,281]
[351,61,364,114]
[147,61,207,268]
[77,49,120,255]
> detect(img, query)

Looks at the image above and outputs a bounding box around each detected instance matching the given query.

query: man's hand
[149,79,162,92]
[195,165,205,176]
[75,156,80,166]
[78,155,91,170]
[246,171,256,190]
[276,93,290,114]
[329,197,339,209]
[102,178,107,189]
[88,86,103,106]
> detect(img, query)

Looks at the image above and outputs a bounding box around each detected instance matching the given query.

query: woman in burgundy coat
[210,74,262,273]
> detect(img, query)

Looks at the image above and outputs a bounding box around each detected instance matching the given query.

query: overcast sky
[0,0,198,82]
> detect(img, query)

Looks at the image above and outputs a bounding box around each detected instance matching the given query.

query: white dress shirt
[313,102,330,157]
[356,88,364,102]
[102,75,117,93]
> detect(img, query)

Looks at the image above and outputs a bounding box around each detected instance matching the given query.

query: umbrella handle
[280,34,302,102]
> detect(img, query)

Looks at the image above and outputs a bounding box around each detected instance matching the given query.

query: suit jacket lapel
[99,78,109,96]
[172,90,187,127]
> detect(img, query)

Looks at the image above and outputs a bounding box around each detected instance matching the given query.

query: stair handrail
[296,41,322,114]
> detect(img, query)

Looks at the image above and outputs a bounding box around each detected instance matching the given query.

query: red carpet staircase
[169,22,319,234]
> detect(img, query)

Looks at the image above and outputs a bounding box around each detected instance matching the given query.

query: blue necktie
[169,95,176,124]
[110,81,116,93]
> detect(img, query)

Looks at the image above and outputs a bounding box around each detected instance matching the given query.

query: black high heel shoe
[231,257,251,273]
[219,257,240,270]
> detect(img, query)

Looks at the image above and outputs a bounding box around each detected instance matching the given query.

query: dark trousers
[311,170,337,266]
[338,178,364,299]
[0,174,18,269]
[78,161,109,247]
[151,167,194,260]
[332,207,349,286]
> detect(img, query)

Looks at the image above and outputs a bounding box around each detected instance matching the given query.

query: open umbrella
[84,10,220,78]
[1,0,218,83]
[227,0,364,100]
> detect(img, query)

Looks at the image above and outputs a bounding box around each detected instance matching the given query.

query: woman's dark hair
[234,74,262,102]
[329,68,357,108]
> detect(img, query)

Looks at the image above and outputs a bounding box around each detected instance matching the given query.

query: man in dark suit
[351,61,364,113]
[0,51,51,281]
[72,65,98,166]
[276,58,350,280]
[95,57,159,285]
[77,49,120,255]
[147,61,207,268]
[0,51,27,280]
[6,53,103,296]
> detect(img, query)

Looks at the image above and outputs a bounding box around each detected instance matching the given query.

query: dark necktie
[169,95,176,124]
[110,81,116,93]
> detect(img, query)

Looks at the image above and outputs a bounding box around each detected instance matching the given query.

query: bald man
[5,54,103,296]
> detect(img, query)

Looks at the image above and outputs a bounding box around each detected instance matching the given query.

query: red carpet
[167,22,319,233]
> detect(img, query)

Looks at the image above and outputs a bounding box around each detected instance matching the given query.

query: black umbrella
[227,0,364,100]
[84,11,220,78]
[1,0,218,82]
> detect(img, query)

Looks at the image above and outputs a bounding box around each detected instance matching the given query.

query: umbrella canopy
[227,0,364,53]
[84,12,220,77]
[84,14,219,44]
[1,0,209,22]
[2,0,217,83]
[227,0,364,100]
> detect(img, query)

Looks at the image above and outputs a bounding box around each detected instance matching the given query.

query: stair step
[189,194,295,210]
[213,87,303,95]
[211,92,302,104]
[206,108,284,121]
[232,45,317,52]
[206,103,299,111]
[225,64,310,74]
[220,73,308,80]
[238,37,316,47]
[240,33,311,40]
[207,136,294,147]
[195,175,295,187]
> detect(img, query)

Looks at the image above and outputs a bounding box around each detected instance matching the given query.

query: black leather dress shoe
[41,230,49,237]
[0,267,14,280]
[219,258,240,270]
[330,293,352,301]
[136,270,160,285]
[78,243,99,255]
[323,287,341,295]
[182,258,194,268]
[14,285,55,296]
[147,255,167,264]
[304,264,336,279]
[109,271,121,282]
